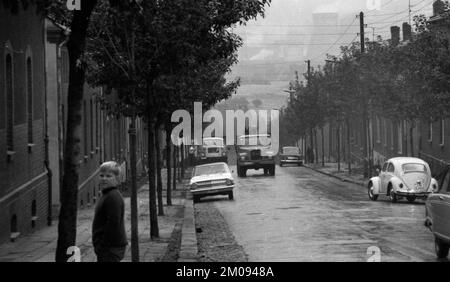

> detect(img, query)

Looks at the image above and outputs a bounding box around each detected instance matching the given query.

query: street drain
[246,213,263,216]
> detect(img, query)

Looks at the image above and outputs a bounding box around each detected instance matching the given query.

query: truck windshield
[402,163,427,173]
[283,147,299,154]
[238,136,271,146]
[203,139,224,147]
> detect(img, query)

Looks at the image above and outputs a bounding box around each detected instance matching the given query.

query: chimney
[433,0,446,16]
[402,22,412,41]
[390,26,400,46]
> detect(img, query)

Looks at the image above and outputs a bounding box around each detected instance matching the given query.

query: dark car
[280,146,303,167]
[235,134,276,177]
[425,165,450,259]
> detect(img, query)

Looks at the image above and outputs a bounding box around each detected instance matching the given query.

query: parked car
[425,165,450,259]
[367,157,437,203]
[280,146,303,167]
[235,134,276,177]
[198,137,227,165]
[190,162,235,203]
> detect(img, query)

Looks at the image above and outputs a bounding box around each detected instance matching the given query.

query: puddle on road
[276,206,301,210]
[246,212,264,216]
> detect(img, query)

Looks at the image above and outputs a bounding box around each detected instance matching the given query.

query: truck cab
[235,134,276,177]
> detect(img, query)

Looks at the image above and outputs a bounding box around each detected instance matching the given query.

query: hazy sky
[234,0,435,64]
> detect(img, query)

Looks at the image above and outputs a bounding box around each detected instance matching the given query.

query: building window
[398,121,403,154]
[428,121,433,142]
[440,118,445,146]
[10,214,18,233]
[6,53,14,151]
[26,57,33,144]
[383,118,387,147]
[31,200,37,229]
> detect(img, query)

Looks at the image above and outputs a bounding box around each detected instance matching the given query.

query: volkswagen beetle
[367,157,438,203]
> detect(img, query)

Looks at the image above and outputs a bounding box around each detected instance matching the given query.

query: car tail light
[399,183,403,189]
[225,179,234,186]
[190,183,198,190]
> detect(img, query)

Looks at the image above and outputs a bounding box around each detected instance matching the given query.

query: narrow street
[194,151,439,262]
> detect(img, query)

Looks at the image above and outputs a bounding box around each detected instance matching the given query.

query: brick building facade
[0,3,146,245]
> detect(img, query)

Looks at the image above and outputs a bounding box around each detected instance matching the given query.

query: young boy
[92,161,128,262]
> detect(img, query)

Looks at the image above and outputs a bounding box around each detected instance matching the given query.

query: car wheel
[280,163,283,167]
[368,182,378,201]
[269,165,275,176]
[435,237,449,259]
[242,168,247,177]
[407,196,416,203]
[193,195,200,203]
[298,162,302,166]
[228,191,234,200]
[389,188,397,203]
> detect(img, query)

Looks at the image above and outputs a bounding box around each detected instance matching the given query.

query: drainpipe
[43,22,52,226]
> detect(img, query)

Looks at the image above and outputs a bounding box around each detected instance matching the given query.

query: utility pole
[360,11,369,178]
[305,59,314,163]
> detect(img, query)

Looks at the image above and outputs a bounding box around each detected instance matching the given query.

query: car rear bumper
[395,191,431,198]
[280,159,303,164]
[238,159,275,168]
[190,185,234,196]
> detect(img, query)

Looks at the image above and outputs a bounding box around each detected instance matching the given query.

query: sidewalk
[0,167,198,262]
[303,162,368,187]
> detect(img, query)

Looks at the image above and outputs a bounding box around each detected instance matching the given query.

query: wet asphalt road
[195,154,442,261]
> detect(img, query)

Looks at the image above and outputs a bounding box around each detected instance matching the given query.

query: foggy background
[230,0,435,86]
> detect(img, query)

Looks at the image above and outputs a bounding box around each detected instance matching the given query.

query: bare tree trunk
[329,121,332,162]
[314,128,318,164]
[178,146,182,182]
[181,144,185,179]
[147,121,159,238]
[321,126,325,167]
[155,123,164,216]
[173,144,177,190]
[165,122,172,206]
[129,117,139,262]
[337,123,341,172]
[310,128,314,163]
[56,1,98,262]
[346,118,352,174]
[410,121,415,157]
[147,81,159,238]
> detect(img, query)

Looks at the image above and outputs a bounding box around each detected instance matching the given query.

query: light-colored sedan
[190,162,235,203]
[280,146,303,166]
[368,157,438,203]
[425,166,450,259]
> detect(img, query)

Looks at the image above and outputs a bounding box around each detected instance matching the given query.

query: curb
[177,176,198,262]
[303,164,367,187]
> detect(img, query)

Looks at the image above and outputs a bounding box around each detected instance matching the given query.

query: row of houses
[0,3,150,244]
[299,0,450,178]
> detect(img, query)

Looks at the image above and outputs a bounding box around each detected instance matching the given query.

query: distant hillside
[230,81,291,110]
